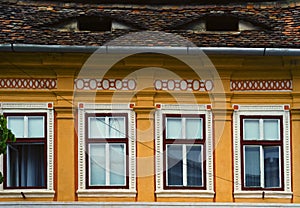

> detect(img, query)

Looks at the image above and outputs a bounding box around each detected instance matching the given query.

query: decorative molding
[155,104,214,198]
[0,102,54,198]
[154,79,214,91]
[74,79,136,90]
[230,80,292,91]
[77,103,136,197]
[0,78,57,89]
[232,105,292,198]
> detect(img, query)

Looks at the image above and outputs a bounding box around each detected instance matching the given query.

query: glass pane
[244,119,260,140]
[89,117,106,138]
[263,120,279,140]
[186,118,202,139]
[244,146,261,187]
[6,145,19,187]
[186,145,202,186]
[7,143,45,188]
[264,146,280,188]
[8,116,24,138]
[109,117,125,138]
[89,144,106,186]
[166,118,182,139]
[28,117,44,138]
[109,144,125,185]
[167,145,183,186]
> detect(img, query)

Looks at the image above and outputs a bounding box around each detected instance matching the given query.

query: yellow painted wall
[0,52,299,204]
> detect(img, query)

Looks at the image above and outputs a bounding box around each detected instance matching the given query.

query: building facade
[0,0,300,206]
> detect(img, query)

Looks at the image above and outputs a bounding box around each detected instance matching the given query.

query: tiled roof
[0,0,300,48]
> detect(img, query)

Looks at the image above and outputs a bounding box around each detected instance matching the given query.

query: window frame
[240,115,284,191]
[233,105,292,199]
[163,114,206,190]
[4,113,48,189]
[85,113,129,189]
[155,104,214,198]
[0,102,54,198]
[77,103,136,198]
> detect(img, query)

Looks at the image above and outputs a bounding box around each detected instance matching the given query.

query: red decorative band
[0,78,57,89]
[230,80,292,91]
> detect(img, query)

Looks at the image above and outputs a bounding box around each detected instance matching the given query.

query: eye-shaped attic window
[178,16,262,32]
[53,16,135,32]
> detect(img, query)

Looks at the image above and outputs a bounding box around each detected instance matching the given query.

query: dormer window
[77,16,111,32]
[206,16,238,31]
[177,16,263,32]
[52,16,135,32]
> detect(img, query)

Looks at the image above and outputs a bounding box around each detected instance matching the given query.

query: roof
[0,0,300,48]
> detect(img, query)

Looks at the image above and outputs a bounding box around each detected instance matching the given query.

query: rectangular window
[5,113,47,189]
[241,116,282,190]
[86,113,128,188]
[164,114,205,189]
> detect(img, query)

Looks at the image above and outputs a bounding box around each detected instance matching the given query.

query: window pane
[264,146,280,188]
[167,145,183,186]
[7,143,45,188]
[89,117,106,138]
[186,118,202,139]
[244,119,260,140]
[186,145,202,186]
[89,144,106,186]
[28,117,44,138]
[244,146,261,187]
[263,120,279,140]
[109,117,125,138]
[166,118,182,139]
[6,145,19,187]
[8,116,24,138]
[109,144,125,185]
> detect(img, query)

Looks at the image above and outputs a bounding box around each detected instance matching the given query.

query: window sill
[0,189,55,198]
[234,191,293,199]
[155,190,215,198]
[77,189,137,198]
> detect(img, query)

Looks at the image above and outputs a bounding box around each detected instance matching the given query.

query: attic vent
[206,16,238,31]
[53,16,135,32]
[177,17,262,32]
[77,16,111,32]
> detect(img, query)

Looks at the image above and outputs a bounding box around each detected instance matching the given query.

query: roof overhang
[1,44,300,56]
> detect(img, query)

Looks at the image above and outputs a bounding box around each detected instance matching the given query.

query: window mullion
[106,143,110,186]
[259,119,264,140]
[182,144,187,186]
[182,118,186,139]
[24,116,28,138]
[260,146,264,188]
[105,117,110,138]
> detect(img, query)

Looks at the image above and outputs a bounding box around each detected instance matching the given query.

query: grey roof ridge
[1,43,300,56]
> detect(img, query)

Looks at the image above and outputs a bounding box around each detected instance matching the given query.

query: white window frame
[155,104,214,198]
[77,103,136,198]
[0,102,54,198]
[233,105,292,198]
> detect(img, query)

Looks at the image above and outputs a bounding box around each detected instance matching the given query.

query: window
[233,105,292,198]
[77,103,136,198]
[86,114,128,188]
[164,115,205,188]
[241,116,282,190]
[155,104,214,198]
[5,114,46,189]
[206,16,238,31]
[0,102,54,198]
